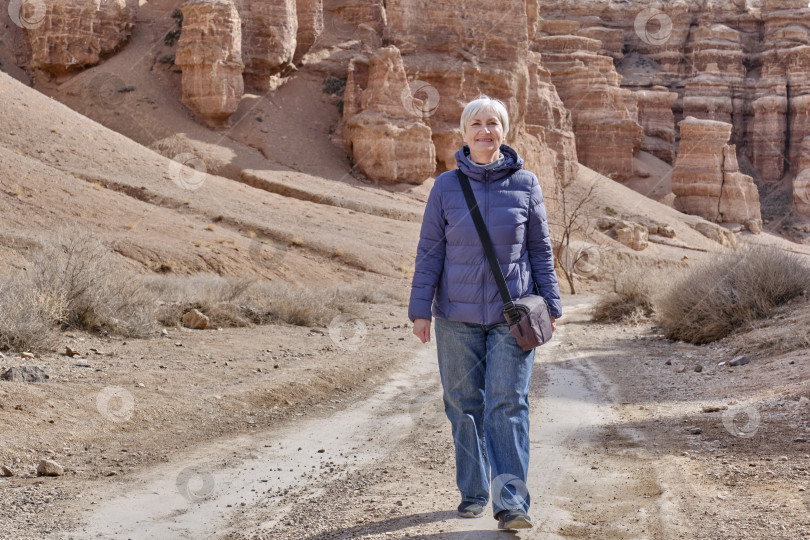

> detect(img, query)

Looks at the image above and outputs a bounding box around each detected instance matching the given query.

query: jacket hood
[455,144,523,182]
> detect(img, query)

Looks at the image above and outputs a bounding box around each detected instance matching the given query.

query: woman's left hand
[551,317,557,333]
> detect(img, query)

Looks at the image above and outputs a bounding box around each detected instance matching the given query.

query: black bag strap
[456,170,520,324]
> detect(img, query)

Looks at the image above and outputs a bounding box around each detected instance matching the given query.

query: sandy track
[62,299,678,539]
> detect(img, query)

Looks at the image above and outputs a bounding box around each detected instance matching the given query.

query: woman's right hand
[412,318,431,343]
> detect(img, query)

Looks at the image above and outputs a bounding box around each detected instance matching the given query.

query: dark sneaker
[496,509,533,530]
[457,501,485,518]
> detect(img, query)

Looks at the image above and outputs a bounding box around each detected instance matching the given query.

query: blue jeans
[434,317,534,516]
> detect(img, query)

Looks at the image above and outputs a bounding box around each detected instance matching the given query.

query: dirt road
[64,298,690,539]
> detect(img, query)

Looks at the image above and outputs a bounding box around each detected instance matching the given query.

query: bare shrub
[657,245,810,344]
[147,274,256,327]
[0,274,64,351]
[592,267,656,323]
[147,275,389,328]
[29,230,157,338]
[333,283,407,305]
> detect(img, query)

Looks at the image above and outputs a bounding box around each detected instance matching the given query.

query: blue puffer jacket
[408,144,562,325]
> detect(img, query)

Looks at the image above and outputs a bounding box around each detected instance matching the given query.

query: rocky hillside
[2,0,810,284]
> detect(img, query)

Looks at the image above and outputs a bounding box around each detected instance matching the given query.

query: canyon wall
[22,0,138,76]
[382,0,579,188]
[538,0,810,216]
[12,0,810,218]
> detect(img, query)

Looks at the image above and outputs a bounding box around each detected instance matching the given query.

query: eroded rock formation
[237,0,297,91]
[534,26,643,182]
[175,0,244,128]
[672,117,761,230]
[24,0,137,76]
[537,0,810,212]
[293,0,324,63]
[794,137,810,216]
[635,87,678,164]
[342,46,435,184]
[380,0,578,190]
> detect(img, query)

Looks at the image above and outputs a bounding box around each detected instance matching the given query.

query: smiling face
[462,106,505,164]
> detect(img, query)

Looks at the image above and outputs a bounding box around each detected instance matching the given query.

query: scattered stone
[665,360,672,365]
[795,437,808,443]
[702,406,723,413]
[614,220,649,251]
[65,346,80,357]
[694,365,704,373]
[675,366,687,373]
[729,355,749,367]
[21,352,35,359]
[747,219,763,234]
[0,465,13,477]
[689,427,703,435]
[1,365,49,383]
[798,396,810,408]
[36,459,64,477]
[659,225,676,238]
[161,329,169,336]
[74,360,91,368]
[182,309,210,330]
[596,217,617,230]
[0,352,4,359]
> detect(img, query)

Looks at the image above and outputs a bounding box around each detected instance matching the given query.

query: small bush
[170,8,183,26]
[164,29,181,47]
[323,76,346,96]
[592,267,655,323]
[29,231,157,338]
[0,274,64,351]
[657,246,810,344]
[147,275,390,329]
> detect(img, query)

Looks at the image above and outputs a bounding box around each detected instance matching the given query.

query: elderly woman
[408,95,562,531]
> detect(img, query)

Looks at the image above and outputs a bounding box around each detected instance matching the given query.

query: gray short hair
[460,95,510,137]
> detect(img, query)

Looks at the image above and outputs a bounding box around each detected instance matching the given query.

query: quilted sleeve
[526,174,562,318]
[408,178,447,321]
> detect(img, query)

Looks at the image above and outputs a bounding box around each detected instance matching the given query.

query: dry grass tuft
[0,230,404,351]
[656,245,810,344]
[0,274,64,351]
[29,230,158,338]
[592,267,656,323]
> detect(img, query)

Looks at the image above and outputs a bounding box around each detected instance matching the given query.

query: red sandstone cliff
[10,0,810,224]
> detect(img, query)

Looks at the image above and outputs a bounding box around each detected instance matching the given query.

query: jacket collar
[455,144,523,182]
